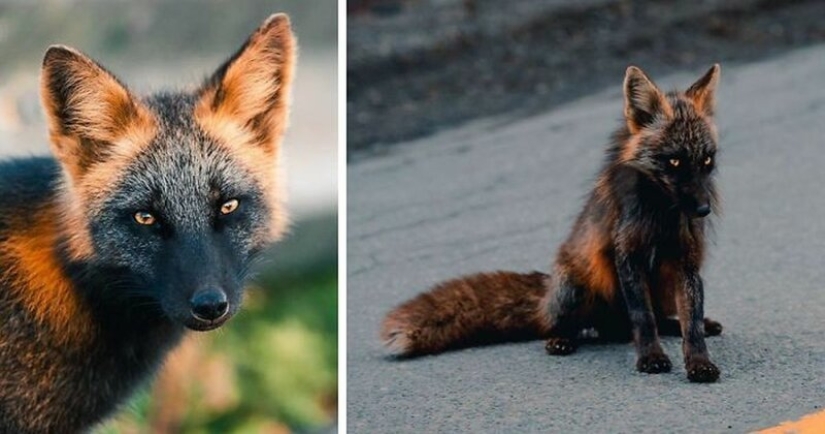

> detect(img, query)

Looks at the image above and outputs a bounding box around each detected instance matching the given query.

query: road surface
[347,44,825,432]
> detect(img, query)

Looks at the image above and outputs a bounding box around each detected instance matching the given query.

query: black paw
[636,352,672,374]
[686,358,720,383]
[704,319,723,337]
[545,338,577,356]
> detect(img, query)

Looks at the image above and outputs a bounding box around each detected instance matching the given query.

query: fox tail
[380,271,550,357]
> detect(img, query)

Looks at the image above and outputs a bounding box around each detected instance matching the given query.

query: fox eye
[704,156,713,166]
[669,158,680,168]
[134,211,156,226]
[219,199,240,215]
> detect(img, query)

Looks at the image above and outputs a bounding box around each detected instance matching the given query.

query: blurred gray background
[348,0,825,154]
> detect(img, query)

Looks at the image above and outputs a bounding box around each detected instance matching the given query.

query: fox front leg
[676,268,720,383]
[615,252,672,374]
[658,317,723,337]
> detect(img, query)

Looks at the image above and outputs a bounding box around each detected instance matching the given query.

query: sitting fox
[0,14,295,433]
[382,65,724,383]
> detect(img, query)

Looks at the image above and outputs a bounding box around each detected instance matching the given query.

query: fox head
[40,14,296,331]
[619,64,720,218]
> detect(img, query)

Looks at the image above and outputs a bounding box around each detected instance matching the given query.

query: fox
[381,65,725,383]
[0,14,295,433]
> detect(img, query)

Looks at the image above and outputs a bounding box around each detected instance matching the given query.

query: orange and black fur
[382,65,725,383]
[0,14,295,433]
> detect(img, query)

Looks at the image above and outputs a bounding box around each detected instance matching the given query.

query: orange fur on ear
[623,66,672,133]
[195,13,297,153]
[685,64,721,117]
[40,45,156,179]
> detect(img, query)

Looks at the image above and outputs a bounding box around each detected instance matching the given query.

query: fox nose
[695,204,711,217]
[190,289,229,321]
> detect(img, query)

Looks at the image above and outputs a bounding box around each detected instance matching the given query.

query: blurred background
[348,0,825,156]
[0,1,337,433]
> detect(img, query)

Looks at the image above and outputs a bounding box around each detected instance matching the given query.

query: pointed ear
[41,46,155,178]
[623,66,671,133]
[685,64,720,117]
[195,13,296,153]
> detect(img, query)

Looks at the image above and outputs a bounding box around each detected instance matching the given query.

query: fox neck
[0,198,185,361]
[65,259,184,337]
[608,165,708,244]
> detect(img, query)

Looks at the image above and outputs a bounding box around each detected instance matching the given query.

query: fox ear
[196,13,296,153]
[41,46,155,177]
[623,66,670,133]
[685,64,720,117]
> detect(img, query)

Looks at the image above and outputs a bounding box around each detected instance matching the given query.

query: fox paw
[636,352,672,374]
[704,319,723,337]
[686,358,720,383]
[545,338,577,356]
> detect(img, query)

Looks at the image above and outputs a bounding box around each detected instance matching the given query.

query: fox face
[83,103,276,330]
[620,65,720,218]
[40,15,295,331]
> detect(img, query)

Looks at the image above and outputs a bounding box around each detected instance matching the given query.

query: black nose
[695,204,711,217]
[190,289,229,321]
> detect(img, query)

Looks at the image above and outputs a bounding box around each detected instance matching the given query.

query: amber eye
[669,158,680,168]
[134,211,156,226]
[220,199,239,215]
[704,156,713,166]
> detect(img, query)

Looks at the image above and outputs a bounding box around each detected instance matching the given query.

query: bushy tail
[380,271,550,357]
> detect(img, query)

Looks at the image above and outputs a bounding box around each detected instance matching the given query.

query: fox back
[0,14,295,433]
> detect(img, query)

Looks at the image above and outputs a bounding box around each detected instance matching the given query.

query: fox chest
[647,241,704,317]
[569,231,698,308]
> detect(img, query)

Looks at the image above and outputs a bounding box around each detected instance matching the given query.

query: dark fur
[0,14,294,433]
[381,65,724,383]
[382,271,551,355]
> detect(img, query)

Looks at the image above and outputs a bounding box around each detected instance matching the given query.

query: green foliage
[202,270,338,431]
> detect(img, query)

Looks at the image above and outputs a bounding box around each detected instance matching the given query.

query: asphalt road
[347,44,825,432]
